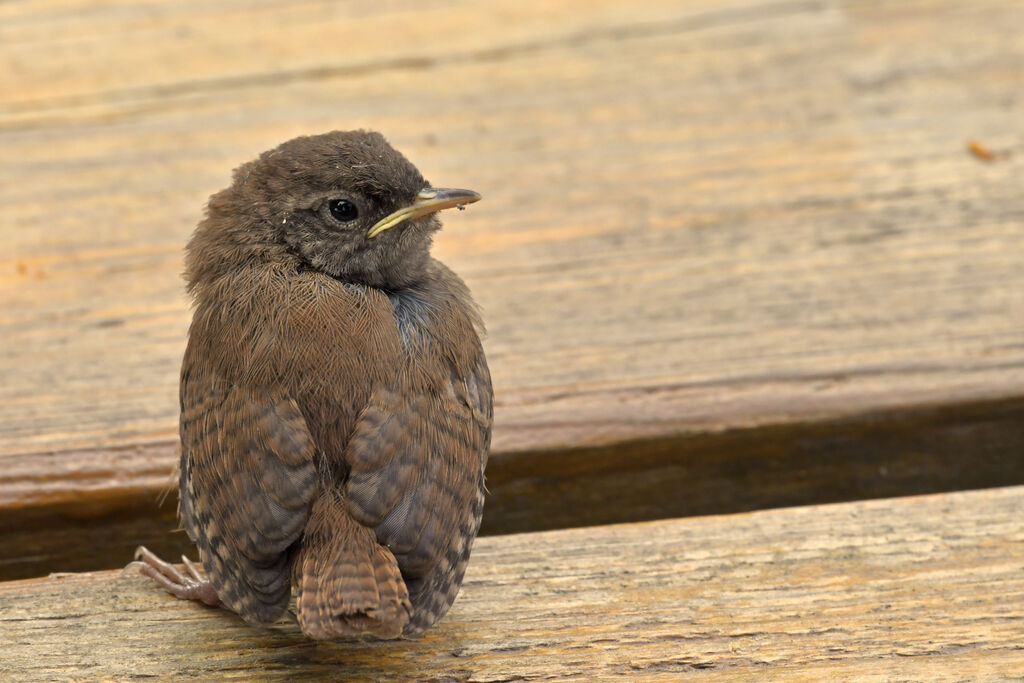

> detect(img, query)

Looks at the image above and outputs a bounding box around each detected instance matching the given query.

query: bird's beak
[366,187,482,239]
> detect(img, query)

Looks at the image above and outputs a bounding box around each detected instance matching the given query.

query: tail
[294,492,412,639]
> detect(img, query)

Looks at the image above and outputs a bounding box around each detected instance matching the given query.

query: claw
[181,554,204,582]
[129,545,221,608]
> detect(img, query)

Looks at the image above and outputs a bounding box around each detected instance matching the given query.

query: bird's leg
[127,545,221,607]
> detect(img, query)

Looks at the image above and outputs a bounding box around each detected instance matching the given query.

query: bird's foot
[127,545,221,607]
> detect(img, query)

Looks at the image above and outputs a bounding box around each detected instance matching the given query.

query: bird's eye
[328,199,359,222]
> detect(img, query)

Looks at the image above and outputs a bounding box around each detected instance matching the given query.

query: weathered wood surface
[2,1,1024,572]
[3,486,1023,681]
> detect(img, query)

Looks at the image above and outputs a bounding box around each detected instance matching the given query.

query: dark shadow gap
[2,395,1022,580]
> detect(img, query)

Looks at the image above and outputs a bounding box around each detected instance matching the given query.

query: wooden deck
[3,487,1023,680]
[1,0,1023,679]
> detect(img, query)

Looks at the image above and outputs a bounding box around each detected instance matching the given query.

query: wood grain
[2,0,1024,568]
[2,486,1023,681]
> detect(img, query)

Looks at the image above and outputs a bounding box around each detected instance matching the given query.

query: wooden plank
[2,0,1024,568]
[2,486,1022,680]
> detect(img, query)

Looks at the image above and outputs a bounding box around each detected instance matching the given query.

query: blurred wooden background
[1,0,1023,678]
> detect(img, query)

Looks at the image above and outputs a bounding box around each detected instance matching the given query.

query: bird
[129,130,492,639]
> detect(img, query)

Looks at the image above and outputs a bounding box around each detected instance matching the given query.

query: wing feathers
[179,381,317,624]
[341,351,492,630]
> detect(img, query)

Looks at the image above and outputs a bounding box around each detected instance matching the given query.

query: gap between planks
[2,395,1024,581]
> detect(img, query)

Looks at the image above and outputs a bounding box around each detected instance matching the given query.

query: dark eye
[328,199,359,222]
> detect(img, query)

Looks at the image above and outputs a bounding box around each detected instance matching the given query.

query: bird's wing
[343,346,493,631]
[179,374,317,624]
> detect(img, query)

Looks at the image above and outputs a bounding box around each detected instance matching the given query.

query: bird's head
[189,130,480,290]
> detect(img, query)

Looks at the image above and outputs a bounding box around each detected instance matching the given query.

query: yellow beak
[366,187,482,239]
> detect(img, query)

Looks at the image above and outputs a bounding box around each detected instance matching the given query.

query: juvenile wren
[132,130,492,639]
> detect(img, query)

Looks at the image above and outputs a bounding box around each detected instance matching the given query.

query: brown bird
[131,130,492,639]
